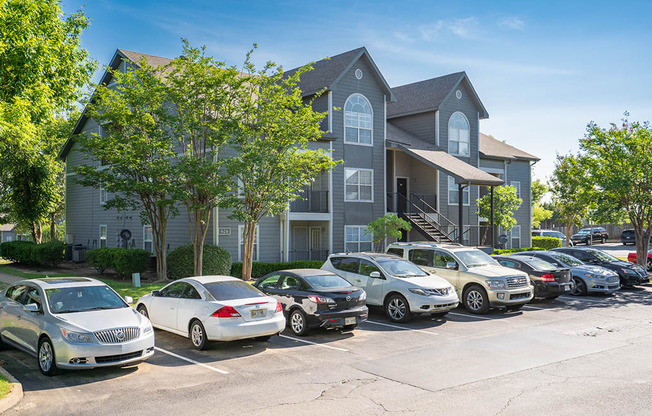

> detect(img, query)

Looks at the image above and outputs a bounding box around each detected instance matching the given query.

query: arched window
[344,94,372,145]
[448,112,470,156]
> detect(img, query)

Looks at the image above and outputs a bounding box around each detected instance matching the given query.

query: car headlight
[486,280,506,289]
[359,291,366,301]
[142,322,153,334]
[409,288,429,296]
[61,329,94,343]
[622,268,637,275]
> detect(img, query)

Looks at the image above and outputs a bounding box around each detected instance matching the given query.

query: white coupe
[136,276,285,350]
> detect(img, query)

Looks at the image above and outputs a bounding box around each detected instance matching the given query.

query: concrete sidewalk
[0,271,23,285]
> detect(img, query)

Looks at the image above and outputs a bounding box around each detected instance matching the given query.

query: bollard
[132,272,141,288]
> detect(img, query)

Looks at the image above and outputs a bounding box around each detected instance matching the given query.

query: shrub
[0,241,36,263]
[531,236,562,250]
[35,241,65,267]
[167,245,232,280]
[493,247,544,255]
[0,240,63,266]
[85,248,115,274]
[230,260,324,279]
[112,248,150,279]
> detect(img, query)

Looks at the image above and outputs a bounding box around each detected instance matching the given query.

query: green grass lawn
[0,265,164,304]
[0,373,11,399]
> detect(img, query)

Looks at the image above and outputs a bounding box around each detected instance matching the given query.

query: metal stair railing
[391,193,457,243]
[409,193,457,242]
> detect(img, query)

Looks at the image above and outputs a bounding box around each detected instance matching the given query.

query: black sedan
[254,269,368,336]
[552,247,649,286]
[570,227,609,245]
[494,255,572,299]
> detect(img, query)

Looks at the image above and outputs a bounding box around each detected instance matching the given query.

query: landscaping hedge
[0,240,64,266]
[86,248,117,274]
[167,244,232,280]
[84,247,150,278]
[531,236,562,250]
[493,247,544,255]
[230,260,324,279]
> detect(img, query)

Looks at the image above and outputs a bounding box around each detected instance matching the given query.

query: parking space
[4,286,652,415]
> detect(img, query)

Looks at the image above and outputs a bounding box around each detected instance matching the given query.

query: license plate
[345,317,356,325]
[564,285,571,291]
[251,309,265,318]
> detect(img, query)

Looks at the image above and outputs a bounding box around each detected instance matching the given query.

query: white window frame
[99,182,108,205]
[511,225,521,249]
[448,111,470,157]
[345,226,372,252]
[447,176,470,206]
[99,225,108,248]
[343,93,373,146]
[344,168,374,202]
[238,225,259,262]
[143,224,153,254]
[511,181,521,199]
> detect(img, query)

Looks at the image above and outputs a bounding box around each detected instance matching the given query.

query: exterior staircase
[403,212,455,243]
[392,193,457,244]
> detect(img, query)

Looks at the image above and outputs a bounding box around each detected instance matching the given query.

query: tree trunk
[151,206,169,281]
[564,218,573,247]
[31,222,43,244]
[241,221,256,280]
[190,206,212,277]
[633,222,651,270]
[50,212,56,241]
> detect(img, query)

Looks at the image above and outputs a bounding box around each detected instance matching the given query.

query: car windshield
[549,252,584,266]
[203,280,266,301]
[591,250,620,262]
[577,230,591,234]
[456,250,498,268]
[45,285,127,314]
[303,274,352,289]
[376,258,427,277]
[527,258,557,271]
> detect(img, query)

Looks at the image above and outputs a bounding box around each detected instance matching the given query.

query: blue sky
[61,0,652,182]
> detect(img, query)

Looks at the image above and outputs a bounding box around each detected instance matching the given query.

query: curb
[0,364,23,414]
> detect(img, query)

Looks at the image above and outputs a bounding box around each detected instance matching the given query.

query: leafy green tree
[221,51,338,280]
[549,153,591,246]
[476,185,522,234]
[0,0,95,155]
[531,179,552,228]
[73,58,179,280]
[581,114,652,267]
[367,214,412,252]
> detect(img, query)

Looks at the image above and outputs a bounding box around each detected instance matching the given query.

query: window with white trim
[511,225,521,249]
[448,176,469,205]
[238,225,259,262]
[511,181,521,199]
[99,182,107,205]
[448,112,470,156]
[143,225,153,253]
[345,226,372,252]
[344,94,372,145]
[345,168,373,202]
[99,225,108,248]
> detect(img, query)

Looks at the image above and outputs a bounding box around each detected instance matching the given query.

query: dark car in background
[620,229,652,246]
[552,247,649,286]
[493,255,572,299]
[254,269,368,336]
[570,227,609,245]
[513,251,620,296]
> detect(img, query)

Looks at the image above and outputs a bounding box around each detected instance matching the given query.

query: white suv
[321,252,458,322]
[386,242,533,314]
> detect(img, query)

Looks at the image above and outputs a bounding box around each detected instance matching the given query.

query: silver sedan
[0,277,155,376]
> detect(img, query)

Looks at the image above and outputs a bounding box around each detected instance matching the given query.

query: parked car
[552,247,649,286]
[621,229,652,246]
[322,252,458,322]
[386,242,533,314]
[627,250,652,271]
[570,227,609,245]
[513,251,620,296]
[531,229,572,247]
[136,276,285,350]
[493,255,572,299]
[254,269,368,336]
[0,277,155,376]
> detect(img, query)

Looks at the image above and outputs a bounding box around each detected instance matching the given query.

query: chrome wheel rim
[466,290,483,311]
[291,312,304,334]
[191,324,203,347]
[647,260,652,272]
[571,278,583,296]
[388,298,406,320]
[39,342,52,372]
[138,307,148,318]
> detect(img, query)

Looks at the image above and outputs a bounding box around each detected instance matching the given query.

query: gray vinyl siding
[479,159,505,171]
[388,113,435,145]
[506,160,532,248]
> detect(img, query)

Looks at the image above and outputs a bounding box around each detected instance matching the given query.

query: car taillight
[541,274,555,282]
[211,305,241,318]
[308,295,335,303]
[274,302,282,313]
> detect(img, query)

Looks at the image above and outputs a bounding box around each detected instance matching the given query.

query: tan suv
[386,242,533,314]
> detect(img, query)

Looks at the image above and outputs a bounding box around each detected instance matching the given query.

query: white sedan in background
[136,276,285,350]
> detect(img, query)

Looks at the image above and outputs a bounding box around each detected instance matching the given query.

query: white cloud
[419,17,480,41]
[499,16,525,30]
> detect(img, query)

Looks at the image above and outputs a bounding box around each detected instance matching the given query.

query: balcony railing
[290,190,329,213]
[288,249,329,262]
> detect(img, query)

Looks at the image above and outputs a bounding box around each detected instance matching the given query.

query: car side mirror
[369,271,382,279]
[23,303,40,313]
[152,290,160,297]
[446,261,458,270]
[124,296,134,304]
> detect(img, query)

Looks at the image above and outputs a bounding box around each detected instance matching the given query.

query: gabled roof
[479,133,539,162]
[387,123,503,186]
[285,47,395,101]
[0,223,16,232]
[387,72,488,119]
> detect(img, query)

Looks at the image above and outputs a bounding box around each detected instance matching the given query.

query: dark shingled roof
[387,72,488,119]
[479,133,539,161]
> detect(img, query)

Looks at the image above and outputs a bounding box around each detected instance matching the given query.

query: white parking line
[154,347,229,374]
[364,320,438,335]
[278,334,349,352]
[448,312,495,320]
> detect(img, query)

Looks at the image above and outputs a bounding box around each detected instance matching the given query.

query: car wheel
[602,236,607,244]
[136,305,149,319]
[189,320,209,350]
[647,259,652,272]
[38,337,58,376]
[463,285,490,314]
[385,294,412,323]
[586,239,592,246]
[289,309,309,336]
[571,277,587,296]
[254,335,272,342]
